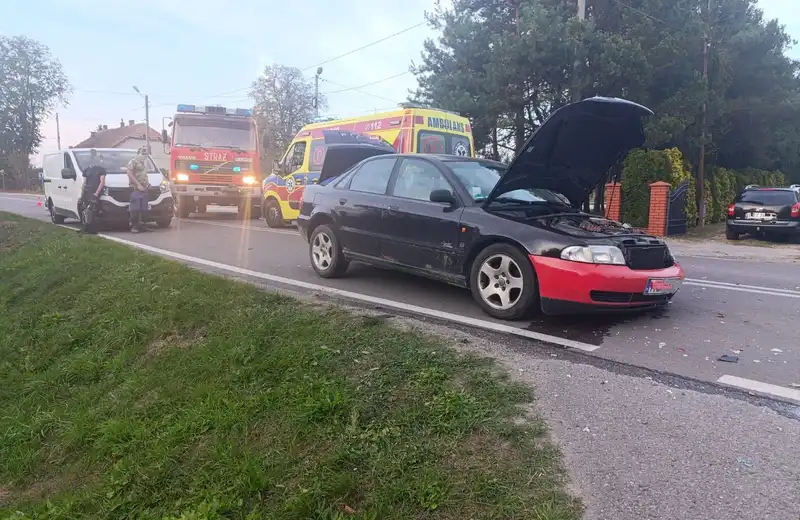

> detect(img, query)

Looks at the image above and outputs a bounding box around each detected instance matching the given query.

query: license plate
[644,278,682,295]
[746,212,774,220]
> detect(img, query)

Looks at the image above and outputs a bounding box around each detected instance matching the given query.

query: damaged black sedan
[297,97,685,320]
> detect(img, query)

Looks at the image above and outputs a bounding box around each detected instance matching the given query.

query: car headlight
[175,173,189,182]
[242,175,256,185]
[560,245,626,265]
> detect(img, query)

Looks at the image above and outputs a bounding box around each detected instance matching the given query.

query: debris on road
[736,458,754,468]
[658,342,666,348]
[717,354,739,363]
[770,348,783,353]
[789,383,800,388]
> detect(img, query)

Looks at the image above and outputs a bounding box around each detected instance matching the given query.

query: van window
[64,153,75,171]
[283,142,307,173]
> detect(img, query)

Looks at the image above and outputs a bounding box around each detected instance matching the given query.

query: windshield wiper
[176,143,209,151]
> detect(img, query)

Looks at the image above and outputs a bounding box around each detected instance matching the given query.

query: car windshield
[173,116,256,149]
[735,190,796,206]
[448,161,571,205]
[73,150,159,173]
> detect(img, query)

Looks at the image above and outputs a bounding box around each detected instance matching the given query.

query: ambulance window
[284,142,307,173]
[418,132,446,154]
[451,135,471,157]
[309,139,327,171]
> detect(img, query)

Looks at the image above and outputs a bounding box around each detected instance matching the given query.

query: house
[74,119,170,171]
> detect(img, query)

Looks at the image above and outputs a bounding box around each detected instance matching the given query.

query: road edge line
[686,277,800,295]
[684,281,800,299]
[95,233,601,353]
[717,375,800,404]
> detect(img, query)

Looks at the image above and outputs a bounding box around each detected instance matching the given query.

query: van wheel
[265,199,284,228]
[49,201,65,224]
[469,243,538,320]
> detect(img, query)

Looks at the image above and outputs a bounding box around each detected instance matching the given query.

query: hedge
[621,147,695,228]
[622,147,790,228]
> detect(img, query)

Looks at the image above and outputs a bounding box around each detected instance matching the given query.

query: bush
[621,147,697,228]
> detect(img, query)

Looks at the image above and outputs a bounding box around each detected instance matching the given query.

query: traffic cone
[36,195,43,207]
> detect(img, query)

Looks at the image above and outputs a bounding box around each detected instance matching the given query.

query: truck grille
[107,187,161,203]
[174,160,251,174]
[624,245,673,270]
[187,173,237,185]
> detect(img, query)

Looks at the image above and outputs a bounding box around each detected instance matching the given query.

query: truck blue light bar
[176,104,253,117]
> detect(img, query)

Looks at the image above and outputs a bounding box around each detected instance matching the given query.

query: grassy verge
[0,213,580,520]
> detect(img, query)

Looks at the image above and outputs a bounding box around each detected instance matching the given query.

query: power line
[612,0,670,26]
[323,71,410,95]
[301,21,425,72]
[320,77,400,104]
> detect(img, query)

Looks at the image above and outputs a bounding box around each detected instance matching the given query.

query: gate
[666,181,689,236]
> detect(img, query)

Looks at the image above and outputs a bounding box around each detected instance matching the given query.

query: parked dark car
[297,97,685,320]
[726,185,800,241]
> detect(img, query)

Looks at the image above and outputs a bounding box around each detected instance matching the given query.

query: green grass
[0,213,580,520]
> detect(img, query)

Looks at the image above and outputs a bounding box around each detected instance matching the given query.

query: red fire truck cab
[164,104,266,219]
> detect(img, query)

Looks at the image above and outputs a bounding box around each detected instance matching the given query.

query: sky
[0,0,798,164]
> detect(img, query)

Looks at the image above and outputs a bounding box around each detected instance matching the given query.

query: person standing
[126,146,151,233]
[80,149,107,234]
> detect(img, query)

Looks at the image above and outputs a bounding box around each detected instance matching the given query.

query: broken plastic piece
[717,354,739,363]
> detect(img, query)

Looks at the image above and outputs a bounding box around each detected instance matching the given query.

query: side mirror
[161,129,169,143]
[61,168,76,180]
[430,189,456,205]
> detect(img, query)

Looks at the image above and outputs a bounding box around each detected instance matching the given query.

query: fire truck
[163,104,266,219]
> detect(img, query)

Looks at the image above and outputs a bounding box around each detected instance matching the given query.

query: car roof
[364,153,505,168]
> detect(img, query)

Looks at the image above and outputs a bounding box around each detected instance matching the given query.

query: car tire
[265,199,284,228]
[725,228,740,240]
[309,224,349,278]
[469,243,538,320]
[177,196,191,218]
[49,201,65,224]
[156,219,172,228]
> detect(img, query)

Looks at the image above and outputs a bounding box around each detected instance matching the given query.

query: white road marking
[717,375,800,403]
[175,218,297,235]
[684,281,800,299]
[0,196,39,203]
[686,277,800,295]
[95,233,601,352]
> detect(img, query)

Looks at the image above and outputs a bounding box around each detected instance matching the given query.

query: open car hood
[318,130,396,183]
[484,97,653,208]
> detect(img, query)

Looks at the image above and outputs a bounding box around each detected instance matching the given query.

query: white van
[42,148,174,228]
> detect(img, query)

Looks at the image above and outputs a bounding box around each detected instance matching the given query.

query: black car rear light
[728,203,735,217]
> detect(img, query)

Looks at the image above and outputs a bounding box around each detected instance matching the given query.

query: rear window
[417,131,471,157]
[735,190,797,205]
[309,139,327,171]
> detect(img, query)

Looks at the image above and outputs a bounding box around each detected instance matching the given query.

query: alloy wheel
[311,231,334,271]
[477,253,525,310]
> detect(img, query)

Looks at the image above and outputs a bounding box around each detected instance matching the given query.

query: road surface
[2,193,798,404]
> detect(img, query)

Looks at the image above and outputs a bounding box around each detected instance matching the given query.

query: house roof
[74,123,162,149]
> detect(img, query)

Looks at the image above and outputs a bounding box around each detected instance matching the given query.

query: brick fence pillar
[648,181,671,236]
[604,182,622,221]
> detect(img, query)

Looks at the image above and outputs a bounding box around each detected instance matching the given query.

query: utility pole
[133,86,150,154]
[314,67,323,118]
[55,113,61,149]
[697,0,711,227]
[571,0,587,102]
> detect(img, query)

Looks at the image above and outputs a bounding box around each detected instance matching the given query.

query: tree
[249,64,325,161]
[0,35,71,187]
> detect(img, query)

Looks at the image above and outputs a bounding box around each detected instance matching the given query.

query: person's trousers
[129,190,149,229]
[81,192,98,234]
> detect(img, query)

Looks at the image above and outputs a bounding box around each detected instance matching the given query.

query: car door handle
[339,198,347,205]
[387,205,399,215]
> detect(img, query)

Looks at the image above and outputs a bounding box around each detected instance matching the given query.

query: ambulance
[261,103,475,227]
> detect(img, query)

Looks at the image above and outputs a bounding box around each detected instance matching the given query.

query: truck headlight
[242,175,256,185]
[560,245,626,265]
[175,173,189,182]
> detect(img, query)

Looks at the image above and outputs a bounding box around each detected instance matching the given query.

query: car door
[63,152,83,215]
[380,157,464,276]
[335,156,398,258]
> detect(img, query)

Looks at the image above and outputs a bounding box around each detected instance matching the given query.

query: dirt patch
[0,220,19,227]
[146,329,208,357]
[0,484,10,506]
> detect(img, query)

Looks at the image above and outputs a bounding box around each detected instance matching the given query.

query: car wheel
[265,199,284,228]
[156,218,172,228]
[725,228,740,240]
[309,224,349,278]
[49,201,65,224]
[177,196,191,218]
[470,243,538,320]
